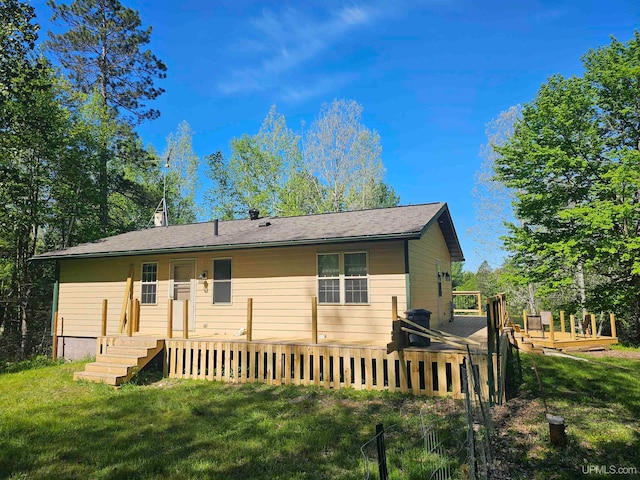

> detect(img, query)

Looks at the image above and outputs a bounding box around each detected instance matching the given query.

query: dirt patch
[580,349,640,360]
[490,396,547,479]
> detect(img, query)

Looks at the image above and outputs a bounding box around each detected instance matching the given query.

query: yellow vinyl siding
[408,224,453,326]
[57,240,408,343]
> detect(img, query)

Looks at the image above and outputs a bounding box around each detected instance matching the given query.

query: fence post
[559,311,565,334]
[569,314,576,340]
[590,313,597,338]
[548,312,555,343]
[523,309,528,335]
[247,298,253,341]
[375,423,388,480]
[101,299,108,336]
[311,296,318,344]
[183,299,189,339]
[167,298,173,338]
[52,311,59,362]
[610,313,616,338]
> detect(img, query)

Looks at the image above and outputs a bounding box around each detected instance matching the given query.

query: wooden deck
[514,330,618,352]
[82,318,494,399]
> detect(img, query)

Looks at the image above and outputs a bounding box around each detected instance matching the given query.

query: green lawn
[0,360,466,480]
[495,350,640,480]
[2,350,639,480]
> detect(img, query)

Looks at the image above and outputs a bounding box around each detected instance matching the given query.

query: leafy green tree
[0,1,68,358]
[204,106,305,219]
[46,0,166,122]
[46,0,166,233]
[162,121,199,224]
[451,262,476,291]
[495,32,640,342]
[303,99,398,212]
[203,151,237,220]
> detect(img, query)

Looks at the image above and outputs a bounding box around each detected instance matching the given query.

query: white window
[317,252,369,305]
[213,258,232,304]
[141,263,158,305]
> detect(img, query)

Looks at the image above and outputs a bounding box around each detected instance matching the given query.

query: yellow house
[35,203,464,361]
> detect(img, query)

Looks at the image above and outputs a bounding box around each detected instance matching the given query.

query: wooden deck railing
[452,291,483,316]
[163,339,492,399]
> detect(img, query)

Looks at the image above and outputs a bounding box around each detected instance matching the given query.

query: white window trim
[212,257,233,305]
[317,251,370,305]
[140,262,158,306]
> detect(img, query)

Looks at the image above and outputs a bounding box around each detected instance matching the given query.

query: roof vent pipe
[249,208,259,220]
[213,219,219,236]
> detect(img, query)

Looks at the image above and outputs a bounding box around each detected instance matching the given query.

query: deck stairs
[74,337,164,386]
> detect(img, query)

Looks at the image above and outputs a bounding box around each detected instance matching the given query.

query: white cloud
[218,3,381,97]
[279,73,358,104]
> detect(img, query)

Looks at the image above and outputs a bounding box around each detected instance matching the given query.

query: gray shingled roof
[33,203,464,261]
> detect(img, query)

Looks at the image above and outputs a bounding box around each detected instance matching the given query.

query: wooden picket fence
[164,339,492,399]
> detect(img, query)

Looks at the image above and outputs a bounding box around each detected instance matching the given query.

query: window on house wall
[317,252,369,304]
[345,252,368,303]
[213,258,232,304]
[141,263,158,305]
[318,253,340,304]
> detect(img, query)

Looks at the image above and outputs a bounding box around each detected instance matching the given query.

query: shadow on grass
[501,353,640,480]
[0,373,438,480]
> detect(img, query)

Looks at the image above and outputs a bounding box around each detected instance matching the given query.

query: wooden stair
[74,337,165,386]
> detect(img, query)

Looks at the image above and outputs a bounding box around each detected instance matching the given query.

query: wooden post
[548,312,555,343]
[127,302,133,337]
[610,313,616,338]
[569,314,576,340]
[311,296,318,344]
[135,299,140,332]
[247,298,253,341]
[101,299,108,336]
[52,311,59,362]
[392,296,398,320]
[167,299,173,338]
[559,311,565,334]
[523,309,528,335]
[183,299,189,339]
[118,264,134,333]
[476,292,482,316]
[590,312,597,338]
[127,298,133,337]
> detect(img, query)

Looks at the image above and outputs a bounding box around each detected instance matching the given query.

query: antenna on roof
[150,147,172,227]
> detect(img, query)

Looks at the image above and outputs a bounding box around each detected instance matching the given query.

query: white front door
[171,260,196,331]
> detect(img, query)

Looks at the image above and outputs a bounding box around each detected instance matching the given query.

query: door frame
[170,258,197,331]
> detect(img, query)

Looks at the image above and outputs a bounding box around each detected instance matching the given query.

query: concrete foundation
[56,336,96,360]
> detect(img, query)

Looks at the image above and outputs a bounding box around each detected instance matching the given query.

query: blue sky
[29,0,639,271]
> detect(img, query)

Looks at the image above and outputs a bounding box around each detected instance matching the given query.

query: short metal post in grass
[375,423,388,480]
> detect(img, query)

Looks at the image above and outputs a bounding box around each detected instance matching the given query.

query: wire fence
[360,346,497,480]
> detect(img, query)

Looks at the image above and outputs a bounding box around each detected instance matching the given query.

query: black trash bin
[406,309,432,347]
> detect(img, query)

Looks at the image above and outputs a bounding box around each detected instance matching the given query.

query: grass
[496,350,640,480]
[0,360,468,480]
[3,349,638,479]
